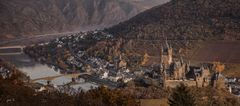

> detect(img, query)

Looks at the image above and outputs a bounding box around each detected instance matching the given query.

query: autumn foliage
[213,62,225,73]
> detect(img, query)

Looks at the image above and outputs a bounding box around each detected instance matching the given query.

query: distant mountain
[107,0,240,40]
[0,0,168,40]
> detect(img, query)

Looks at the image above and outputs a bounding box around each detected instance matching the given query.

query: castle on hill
[147,40,225,88]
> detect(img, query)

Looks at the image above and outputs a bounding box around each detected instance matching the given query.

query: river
[0,52,98,91]
[0,53,73,85]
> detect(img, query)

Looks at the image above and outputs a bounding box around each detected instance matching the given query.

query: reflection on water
[0,54,37,67]
[0,54,70,85]
[19,64,60,79]
[0,53,98,90]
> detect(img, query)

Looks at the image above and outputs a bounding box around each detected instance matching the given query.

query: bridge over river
[0,46,92,86]
[30,73,90,83]
[0,46,25,55]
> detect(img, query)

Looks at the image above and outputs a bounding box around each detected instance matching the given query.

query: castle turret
[160,40,173,67]
[168,46,173,64]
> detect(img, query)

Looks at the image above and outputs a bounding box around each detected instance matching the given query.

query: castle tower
[167,46,173,64]
[160,46,164,63]
[165,39,173,65]
[160,40,173,67]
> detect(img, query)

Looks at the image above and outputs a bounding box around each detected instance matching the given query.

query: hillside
[107,0,240,40]
[105,0,240,60]
[0,0,169,40]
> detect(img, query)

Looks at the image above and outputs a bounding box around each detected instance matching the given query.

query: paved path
[0,31,80,46]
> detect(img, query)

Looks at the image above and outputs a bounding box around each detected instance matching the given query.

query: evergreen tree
[168,83,196,106]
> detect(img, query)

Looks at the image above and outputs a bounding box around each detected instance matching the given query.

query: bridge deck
[31,73,90,82]
[0,46,25,49]
[0,46,24,55]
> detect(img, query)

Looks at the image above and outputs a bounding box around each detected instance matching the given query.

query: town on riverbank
[1,30,235,97]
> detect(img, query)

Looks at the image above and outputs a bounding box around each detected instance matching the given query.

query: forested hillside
[108,0,240,40]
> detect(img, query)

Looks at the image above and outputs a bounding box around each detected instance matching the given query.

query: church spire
[162,30,169,49]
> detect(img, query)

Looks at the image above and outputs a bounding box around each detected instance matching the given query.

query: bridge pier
[20,47,24,54]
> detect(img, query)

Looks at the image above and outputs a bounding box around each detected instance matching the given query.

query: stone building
[172,62,186,80]
[159,41,212,87]
[165,61,187,80]
[186,66,211,87]
[164,66,211,88]
[210,63,226,89]
[159,41,186,81]
[211,72,225,89]
[119,60,127,69]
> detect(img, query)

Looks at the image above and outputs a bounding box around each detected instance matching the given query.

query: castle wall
[165,78,211,88]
